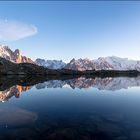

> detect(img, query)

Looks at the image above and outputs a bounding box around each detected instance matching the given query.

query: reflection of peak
[67,77,140,91]
[36,80,66,89]
[0,85,32,102]
[16,85,22,93]
[35,76,140,91]
[1,76,140,102]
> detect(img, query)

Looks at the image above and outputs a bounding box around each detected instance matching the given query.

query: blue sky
[0,1,140,62]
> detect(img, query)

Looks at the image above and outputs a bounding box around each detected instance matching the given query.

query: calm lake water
[0,77,140,140]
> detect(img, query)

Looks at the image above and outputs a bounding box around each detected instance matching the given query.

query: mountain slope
[0,57,47,75]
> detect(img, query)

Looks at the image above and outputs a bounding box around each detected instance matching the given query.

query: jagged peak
[14,49,21,55]
[0,45,11,50]
[70,58,75,63]
[0,45,33,64]
[0,44,8,47]
[83,57,90,61]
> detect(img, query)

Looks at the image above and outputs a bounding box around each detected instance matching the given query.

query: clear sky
[0,1,140,62]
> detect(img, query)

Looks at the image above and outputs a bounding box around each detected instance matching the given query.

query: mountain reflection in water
[0,76,140,102]
[0,76,140,140]
[0,85,32,102]
[35,76,140,90]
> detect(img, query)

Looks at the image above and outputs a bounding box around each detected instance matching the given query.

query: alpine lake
[0,76,140,140]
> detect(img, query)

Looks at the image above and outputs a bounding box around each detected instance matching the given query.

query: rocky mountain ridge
[65,57,140,71]
[1,45,140,71]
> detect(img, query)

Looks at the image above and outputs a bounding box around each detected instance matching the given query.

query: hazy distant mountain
[0,45,34,63]
[65,56,140,71]
[35,58,66,69]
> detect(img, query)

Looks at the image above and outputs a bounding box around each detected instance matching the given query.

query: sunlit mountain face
[0,45,34,63]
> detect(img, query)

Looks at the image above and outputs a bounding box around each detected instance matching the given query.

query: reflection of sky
[0,1,140,61]
[5,85,140,118]
[0,106,37,127]
[0,83,140,139]
[3,82,140,108]
[0,82,140,136]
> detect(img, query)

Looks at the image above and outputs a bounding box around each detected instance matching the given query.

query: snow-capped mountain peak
[95,56,139,70]
[1,45,140,71]
[35,58,66,69]
[65,58,96,71]
[65,56,140,71]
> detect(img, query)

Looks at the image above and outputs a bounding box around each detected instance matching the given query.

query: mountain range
[65,57,140,71]
[1,45,140,71]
